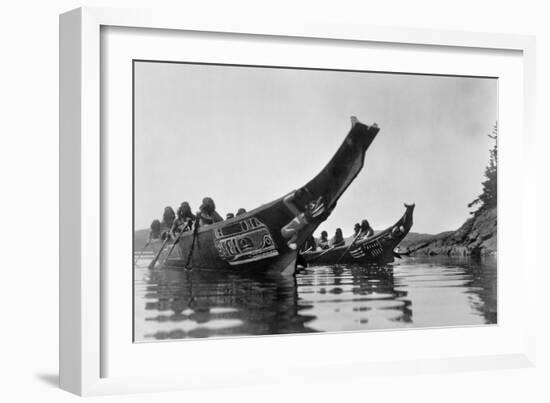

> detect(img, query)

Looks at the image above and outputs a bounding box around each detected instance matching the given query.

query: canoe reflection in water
[134,255,496,341]
[136,263,411,340]
[141,268,315,339]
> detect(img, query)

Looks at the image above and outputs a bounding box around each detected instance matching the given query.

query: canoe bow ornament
[346,204,415,261]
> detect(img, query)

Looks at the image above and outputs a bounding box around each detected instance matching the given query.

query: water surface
[134,255,496,341]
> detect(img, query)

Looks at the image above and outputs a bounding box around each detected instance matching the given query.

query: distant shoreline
[134,206,497,258]
[400,206,497,257]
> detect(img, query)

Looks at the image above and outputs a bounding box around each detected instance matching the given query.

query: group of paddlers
[147,194,374,253]
[301,219,374,253]
[147,197,247,243]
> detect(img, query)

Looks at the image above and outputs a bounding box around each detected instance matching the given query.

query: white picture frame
[60,6,537,396]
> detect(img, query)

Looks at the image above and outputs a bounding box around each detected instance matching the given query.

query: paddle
[134,241,150,265]
[335,232,363,264]
[148,236,171,270]
[184,217,201,269]
[164,222,191,261]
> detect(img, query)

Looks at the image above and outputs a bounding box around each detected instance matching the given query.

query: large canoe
[301,204,415,266]
[160,119,380,275]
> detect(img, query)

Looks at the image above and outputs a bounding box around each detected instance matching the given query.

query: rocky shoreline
[400,207,497,257]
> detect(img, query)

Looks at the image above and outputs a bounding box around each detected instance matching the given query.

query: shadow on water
[140,268,317,339]
[134,255,497,341]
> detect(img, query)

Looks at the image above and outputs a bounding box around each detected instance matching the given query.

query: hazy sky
[134,61,497,235]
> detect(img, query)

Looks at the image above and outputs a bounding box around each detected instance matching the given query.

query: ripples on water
[134,255,496,341]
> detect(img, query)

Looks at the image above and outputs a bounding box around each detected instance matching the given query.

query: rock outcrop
[402,207,497,257]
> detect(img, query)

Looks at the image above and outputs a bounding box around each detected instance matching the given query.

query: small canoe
[160,118,380,275]
[301,204,415,266]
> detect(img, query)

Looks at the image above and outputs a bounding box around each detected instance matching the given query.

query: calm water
[134,255,497,341]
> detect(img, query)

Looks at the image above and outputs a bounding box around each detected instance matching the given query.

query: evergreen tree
[468,122,498,214]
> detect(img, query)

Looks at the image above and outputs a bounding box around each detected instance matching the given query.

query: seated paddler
[318,231,330,250]
[160,206,176,240]
[359,219,374,239]
[170,202,195,240]
[281,187,326,250]
[331,228,345,247]
[197,197,223,226]
[353,223,361,237]
[148,219,162,243]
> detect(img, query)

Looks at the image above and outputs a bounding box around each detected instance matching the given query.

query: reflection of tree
[461,257,497,324]
[143,268,317,340]
[409,256,497,325]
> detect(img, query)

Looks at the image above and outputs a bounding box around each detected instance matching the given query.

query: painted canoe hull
[301,204,415,266]
[162,120,380,275]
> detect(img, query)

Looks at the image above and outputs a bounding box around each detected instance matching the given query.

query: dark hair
[163,206,176,224]
[321,230,328,238]
[150,219,161,232]
[200,197,216,214]
[334,228,344,243]
[226,213,235,219]
[178,201,193,218]
[236,208,247,216]
[361,219,371,231]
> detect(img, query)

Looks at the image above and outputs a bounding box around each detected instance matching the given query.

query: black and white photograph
[132,60,497,341]
[5,0,549,400]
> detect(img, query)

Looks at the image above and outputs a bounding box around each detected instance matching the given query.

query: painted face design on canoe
[214,217,279,266]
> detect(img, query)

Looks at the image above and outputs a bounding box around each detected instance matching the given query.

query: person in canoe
[147,219,162,243]
[236,208,247,216]
[197,197,223,226]
[170,202,195,239]
[331,228,345,247]
[281,187,326,250]
[137,219,164,259]
[179,202,196,226]
[359,219,374,239]
[353,222,361,237]
[226,212,235,220]
[160,206,176,240]
[318,231,330,250]
[161,206,176,228]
